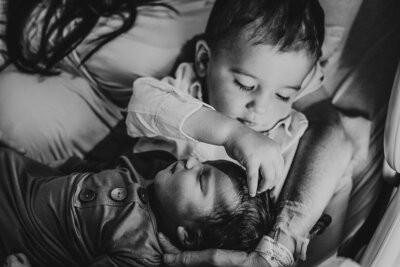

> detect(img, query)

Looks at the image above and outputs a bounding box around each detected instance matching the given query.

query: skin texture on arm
[273,88,353,256]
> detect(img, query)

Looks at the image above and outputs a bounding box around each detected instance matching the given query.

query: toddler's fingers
[257,169,268,194]
[257,165,275,193]
[245,161,259,197]
[262,163,276,191]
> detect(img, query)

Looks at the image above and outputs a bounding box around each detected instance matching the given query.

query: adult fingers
[158,233,181,254]
[164,251,203,267]
[163,249,249,267]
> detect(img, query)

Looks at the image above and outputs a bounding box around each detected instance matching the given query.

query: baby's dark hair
[204,0,325,61]
[194,160,275,251]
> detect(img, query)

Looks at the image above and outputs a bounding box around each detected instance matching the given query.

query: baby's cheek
[188,198,213,218]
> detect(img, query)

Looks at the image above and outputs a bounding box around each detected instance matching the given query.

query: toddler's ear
[195,40,210,78]
[176,226,201,249]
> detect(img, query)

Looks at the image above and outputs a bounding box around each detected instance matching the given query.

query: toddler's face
[201,37,314,132]
[154,158,238,226]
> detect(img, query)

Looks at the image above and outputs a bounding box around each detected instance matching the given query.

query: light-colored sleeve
[126,77,214,141]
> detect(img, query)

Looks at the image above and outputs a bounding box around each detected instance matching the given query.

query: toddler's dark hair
[195,160,275,251]
[205,0,325,61]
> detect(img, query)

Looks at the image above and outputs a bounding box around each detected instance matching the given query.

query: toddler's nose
[246,95,270,114]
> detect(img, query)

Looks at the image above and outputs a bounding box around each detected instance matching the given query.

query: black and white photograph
[0,0,399,266]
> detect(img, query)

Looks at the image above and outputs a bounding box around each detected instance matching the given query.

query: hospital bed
[356,62,400,267]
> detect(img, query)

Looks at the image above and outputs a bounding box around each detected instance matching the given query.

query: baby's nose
[185,156,200,169]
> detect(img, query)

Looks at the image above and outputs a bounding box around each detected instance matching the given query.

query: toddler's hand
[3,254,31,267]
[224,125,284,196]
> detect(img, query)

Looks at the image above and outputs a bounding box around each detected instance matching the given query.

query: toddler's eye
[276,88,297,103]
[276,93,291,103]
[234,80,255,92]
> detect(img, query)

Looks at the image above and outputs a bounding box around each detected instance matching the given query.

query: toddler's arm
[127,78,284,195]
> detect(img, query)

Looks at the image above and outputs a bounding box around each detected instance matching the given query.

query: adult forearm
[281,122,351,227]
[273,119,352,257]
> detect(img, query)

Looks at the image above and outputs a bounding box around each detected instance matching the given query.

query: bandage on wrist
[255,236,295,267]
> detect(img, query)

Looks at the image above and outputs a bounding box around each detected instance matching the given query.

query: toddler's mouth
[237,118,256,127]
[237,118,269,132]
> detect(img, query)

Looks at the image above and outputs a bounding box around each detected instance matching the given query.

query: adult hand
[0,131,26,154]
[158,233,271,267]
[224,125,284,197]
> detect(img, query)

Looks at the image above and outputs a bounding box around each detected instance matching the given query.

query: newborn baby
[0,148,274,267]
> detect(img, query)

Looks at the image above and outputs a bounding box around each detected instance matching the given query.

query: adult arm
[272,88,353,258]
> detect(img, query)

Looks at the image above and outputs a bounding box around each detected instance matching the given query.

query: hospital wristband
[275,200,311,260]
[255,236,295,267]
[272,223,310,261]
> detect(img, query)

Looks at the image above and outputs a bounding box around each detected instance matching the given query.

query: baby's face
[154,158,238,227]
[202,36,314,132]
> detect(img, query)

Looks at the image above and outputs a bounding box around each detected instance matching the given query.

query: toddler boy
[0,148,273,267]
[127,0,324,199]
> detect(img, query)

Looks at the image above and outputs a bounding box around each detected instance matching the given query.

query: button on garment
[79,189,96,202]
[110,188,128,201]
